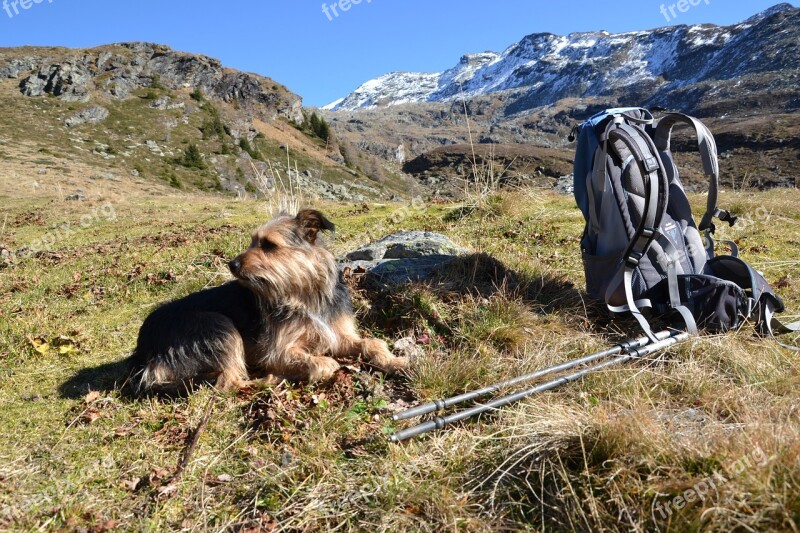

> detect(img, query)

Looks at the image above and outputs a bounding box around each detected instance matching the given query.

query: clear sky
[0,1,796,107]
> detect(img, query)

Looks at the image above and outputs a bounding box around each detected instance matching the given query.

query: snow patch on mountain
[325,4,799,112]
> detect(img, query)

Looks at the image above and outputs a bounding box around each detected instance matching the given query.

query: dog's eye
[261,240,276,251]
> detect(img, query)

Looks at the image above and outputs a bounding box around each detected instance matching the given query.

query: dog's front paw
[307,356,341,382]
[387,355,410,371]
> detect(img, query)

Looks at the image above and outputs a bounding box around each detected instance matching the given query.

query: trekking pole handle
[392,330,674,422]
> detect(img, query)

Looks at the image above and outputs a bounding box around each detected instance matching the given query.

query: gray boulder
[0,58,36,79]
[19,62,91,101]
[65,106,109,127]
[555,174,574,195]
[150,96,185,110]
[342,232,467,286]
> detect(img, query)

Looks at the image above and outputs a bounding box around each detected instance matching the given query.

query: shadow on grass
[58,358,131,399]
[58,358,215,400]
[347,252,587,338]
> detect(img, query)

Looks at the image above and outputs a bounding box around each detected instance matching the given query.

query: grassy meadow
[0,187,799,531]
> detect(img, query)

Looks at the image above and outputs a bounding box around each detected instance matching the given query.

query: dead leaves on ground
[28,334,80,356]
[73,389,116,426]
[244,367,411,454]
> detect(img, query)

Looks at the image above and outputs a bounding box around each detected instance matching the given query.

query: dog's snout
[228,258,242,275]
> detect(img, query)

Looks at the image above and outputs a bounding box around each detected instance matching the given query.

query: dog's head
[228,210,338,305]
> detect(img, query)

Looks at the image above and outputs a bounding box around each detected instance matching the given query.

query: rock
[150,96,185,110]
[555,174,574,195]
[66,193,87,201]
[347,232,464,262]
[19,62,91,101]
[19,74,46,97]
[65,106,109,127]
[395,144,406,163]
[145,140,162,154]
[342,231,467,287]
[0,58,36,79]
[392,337,424,360]
[89,172,119,182]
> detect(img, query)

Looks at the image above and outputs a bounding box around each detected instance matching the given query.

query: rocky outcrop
[4,42,303,122]
[20,61,91,101]
[65,106,109,127]
[342,232,467,286]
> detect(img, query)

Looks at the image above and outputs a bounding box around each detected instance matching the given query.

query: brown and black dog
[127,209,408,394]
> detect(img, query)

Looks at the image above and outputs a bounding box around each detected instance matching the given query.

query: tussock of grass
[0,189,799,530]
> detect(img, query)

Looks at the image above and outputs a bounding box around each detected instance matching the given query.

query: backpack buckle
[717,209,738,227]
[626,252,643,268]
[568,125,579,143]
[643,156,660,172]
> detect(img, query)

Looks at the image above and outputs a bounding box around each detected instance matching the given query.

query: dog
[126,209,408,394]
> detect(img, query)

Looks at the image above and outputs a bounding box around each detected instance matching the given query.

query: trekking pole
[393,330,675,422]
[389,331,690,442]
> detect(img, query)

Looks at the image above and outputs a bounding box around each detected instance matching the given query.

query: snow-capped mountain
[326,3,799,113]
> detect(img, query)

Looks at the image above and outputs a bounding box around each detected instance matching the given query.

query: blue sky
[0,1,795,106]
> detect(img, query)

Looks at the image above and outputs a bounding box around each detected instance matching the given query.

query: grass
[0,77,407,201]
[0,188,799,531]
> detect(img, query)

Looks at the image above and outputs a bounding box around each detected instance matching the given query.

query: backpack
[571,107,798,345]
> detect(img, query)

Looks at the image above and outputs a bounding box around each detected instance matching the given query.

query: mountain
[326,3,800,115]
[0,43,411,201]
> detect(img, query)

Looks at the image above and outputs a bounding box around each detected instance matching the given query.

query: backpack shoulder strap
[653,113,736,233]
[602,116,698,338]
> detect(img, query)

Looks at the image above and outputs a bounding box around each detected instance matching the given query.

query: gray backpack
[572,107,798,343]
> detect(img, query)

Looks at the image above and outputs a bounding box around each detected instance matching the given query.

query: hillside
[322,4,800,196]
[1,189,798,530]
[0,43,413,202]
[1,5,800,531]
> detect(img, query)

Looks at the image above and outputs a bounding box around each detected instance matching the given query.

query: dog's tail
[121,351,175,397]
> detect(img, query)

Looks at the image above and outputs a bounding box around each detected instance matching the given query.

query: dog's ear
[295,209,335,244]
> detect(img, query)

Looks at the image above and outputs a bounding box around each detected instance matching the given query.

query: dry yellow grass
[0,187,798,531]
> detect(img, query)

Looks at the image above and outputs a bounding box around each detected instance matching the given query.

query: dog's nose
[228,258,242,275]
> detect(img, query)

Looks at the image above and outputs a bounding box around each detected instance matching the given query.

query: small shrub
[180,144,207,170]
[200,115,225,140]
[239,137,263,161]
[150,74,166,90]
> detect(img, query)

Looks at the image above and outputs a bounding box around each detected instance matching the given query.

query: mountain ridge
[325,3,799,114]
[0,42,411,201]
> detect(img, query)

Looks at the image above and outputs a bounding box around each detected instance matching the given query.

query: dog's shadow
[58,359,131,399]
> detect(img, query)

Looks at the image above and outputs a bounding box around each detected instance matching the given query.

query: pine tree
[181,144,206,170]
[317,118,330,142]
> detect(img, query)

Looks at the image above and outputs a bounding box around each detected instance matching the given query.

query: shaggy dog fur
[127,209,408,394]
